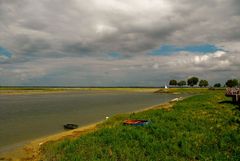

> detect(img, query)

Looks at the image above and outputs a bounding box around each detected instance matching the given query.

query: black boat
[64,124,78,129]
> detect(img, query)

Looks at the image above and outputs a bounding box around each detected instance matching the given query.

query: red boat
[123,119,150,126]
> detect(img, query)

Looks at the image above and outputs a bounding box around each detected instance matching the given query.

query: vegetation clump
[169,80,178,86]
[187,77,199,87]
[225,79,239,87]
[177,80,186,87]
[199,80,209,87]
[214,83,221,88]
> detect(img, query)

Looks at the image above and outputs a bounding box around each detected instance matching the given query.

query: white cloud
[96,24,118,34]
[0,49,238,86]
[0,0,239,86]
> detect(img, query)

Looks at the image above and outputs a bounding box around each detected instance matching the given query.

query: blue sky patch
[150,44,222,56]
[0,47,12,58]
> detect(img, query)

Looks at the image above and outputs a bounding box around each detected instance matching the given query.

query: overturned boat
[123,119,150,126]
[64,124,78,129]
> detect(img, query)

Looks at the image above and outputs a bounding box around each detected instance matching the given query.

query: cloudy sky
[0,0,239,86]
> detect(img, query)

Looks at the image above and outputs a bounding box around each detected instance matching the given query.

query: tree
[178,80,186,87]
[169,80,177,86]
[213,83,221,88]
[225,79,239,87]
[187,77,199,87]
[199,80,209,87]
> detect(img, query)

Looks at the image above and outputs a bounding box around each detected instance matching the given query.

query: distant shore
[0,86,212,96]
[0,87,159,95]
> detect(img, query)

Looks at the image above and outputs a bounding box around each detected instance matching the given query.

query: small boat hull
[123,120,150,126]
[64,124,78,129]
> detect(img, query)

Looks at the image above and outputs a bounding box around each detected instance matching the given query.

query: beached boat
[123,119,150,126]
[64,124,78,129]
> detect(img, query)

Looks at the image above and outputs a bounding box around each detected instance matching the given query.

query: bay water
[0,91,179,152]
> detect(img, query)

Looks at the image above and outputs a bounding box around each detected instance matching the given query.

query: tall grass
[41,90,240,161]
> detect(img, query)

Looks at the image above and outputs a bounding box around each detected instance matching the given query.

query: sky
[0,0,239,86]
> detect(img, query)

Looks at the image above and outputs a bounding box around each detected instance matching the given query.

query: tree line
[169,77,239,88]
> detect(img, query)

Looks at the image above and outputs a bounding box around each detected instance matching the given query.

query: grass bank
[155,87,212,94]
[40,89,240,161]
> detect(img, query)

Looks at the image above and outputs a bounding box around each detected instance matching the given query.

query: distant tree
[178,80,186,87]
[169,80,177,86]
[225,79,239,87]
[213,83,221,88]
[199,80,209,87]
[187,77,199,87]
[199,80,204,87]
[233,79,239,87]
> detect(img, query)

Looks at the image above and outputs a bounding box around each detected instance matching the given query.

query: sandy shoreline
[0,123,100,161]
[0,99,178,161]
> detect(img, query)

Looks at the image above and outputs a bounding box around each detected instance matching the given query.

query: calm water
[0,91,179,152]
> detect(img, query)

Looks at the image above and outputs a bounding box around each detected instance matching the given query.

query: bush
[178,80,186,87]
[199,80,209,87]
[169,80,177,86]
[213,83,221,88]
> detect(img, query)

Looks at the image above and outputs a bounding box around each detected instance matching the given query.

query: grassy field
[40,89,240,161]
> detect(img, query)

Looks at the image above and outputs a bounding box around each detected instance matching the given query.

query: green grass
[155,87,213,94]
[41,90,240,161]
